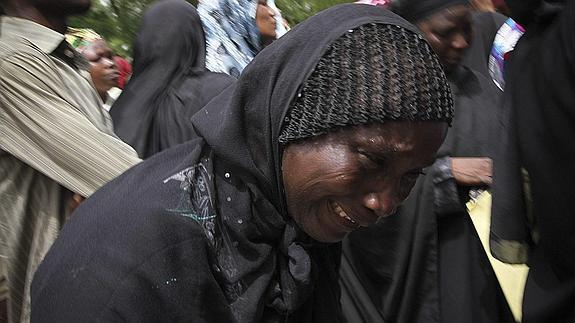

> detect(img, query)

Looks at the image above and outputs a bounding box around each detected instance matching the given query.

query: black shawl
[31,5,419,322]
[505,0,565,27]
[110,0,234,159]
[390,0,469,22]
[341,66,515,322]
[462,11,507,79]
[491,1,575,321]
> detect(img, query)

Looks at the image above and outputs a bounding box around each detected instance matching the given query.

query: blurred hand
[67,194,85,215]
[451,157,493,186]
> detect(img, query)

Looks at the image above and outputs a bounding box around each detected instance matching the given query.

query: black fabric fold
[110,0,234,158]
[390,0,470,22]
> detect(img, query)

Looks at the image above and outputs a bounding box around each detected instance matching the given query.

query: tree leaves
[276,0,354,26]
[68,0,353,57]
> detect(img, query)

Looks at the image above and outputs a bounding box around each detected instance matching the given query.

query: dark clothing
[341,67,515,323]
[31,5,417,322]
[505,0,564,27]
[110,0,233,159]
[491,0,575,321]
[390,0,469,22]
[462,11,507,78]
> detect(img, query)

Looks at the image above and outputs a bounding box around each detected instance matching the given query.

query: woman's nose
[362,190,398,218]
[99,57,116,70]
[451,32,469,50]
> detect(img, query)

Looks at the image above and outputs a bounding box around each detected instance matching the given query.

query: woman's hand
[67,194,85,215]
[451,157,492,186]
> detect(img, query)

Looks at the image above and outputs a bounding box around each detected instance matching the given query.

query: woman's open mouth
[330,201,359,229]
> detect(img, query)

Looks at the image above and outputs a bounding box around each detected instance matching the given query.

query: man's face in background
[31,0,91,16]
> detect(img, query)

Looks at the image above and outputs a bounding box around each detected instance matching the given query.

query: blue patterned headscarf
[198,0,287,78]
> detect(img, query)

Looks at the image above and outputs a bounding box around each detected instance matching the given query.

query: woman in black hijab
[491,0,575,321]
[341,1,515,322]
[110,0,234,159]
[31,4,453,322]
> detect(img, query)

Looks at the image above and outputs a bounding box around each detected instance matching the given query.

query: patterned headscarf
[65,28,102,52]
[198,0,287,78]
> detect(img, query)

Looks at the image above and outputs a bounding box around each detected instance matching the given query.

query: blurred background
[69,0,354,57]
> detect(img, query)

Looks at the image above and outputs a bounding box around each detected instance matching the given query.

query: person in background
[198,0,286,77]
[463,0,507,78]
[0,0,141,321]
[82,38,121,109]
[472,0,495,11]
[490,0,575,321]
[341,0,515,322]
[67,29,122,110]
[492,0,510,15]
[110,0,234,159]
[31,5,453,322]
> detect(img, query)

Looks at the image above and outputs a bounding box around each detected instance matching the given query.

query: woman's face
[83,40,119,95]
[281,121,447,243]
[416,5,472,73]
[256,0,277,46]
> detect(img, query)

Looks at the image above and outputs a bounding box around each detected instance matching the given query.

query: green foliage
[69,0,197,57]
[275,0,355,26]
[68,0,351,57]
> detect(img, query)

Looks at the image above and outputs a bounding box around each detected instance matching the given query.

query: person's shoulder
[472,11,508,28]
[0,37,53,77]
[31,212,213,322]
[0,31,45,59]
[204,71,236,86]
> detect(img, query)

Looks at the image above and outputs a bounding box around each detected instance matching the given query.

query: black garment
[341,67,515,323]
[491,1,575,321]
[462,11,507,78]
[31,5,419,322]
[390,0,469,22]
[505,0,564,27]
[109,0,233,159]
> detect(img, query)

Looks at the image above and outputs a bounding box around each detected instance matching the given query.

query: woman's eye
[358,150,388,168]
[434,27,453,38]
[435,31,449,39]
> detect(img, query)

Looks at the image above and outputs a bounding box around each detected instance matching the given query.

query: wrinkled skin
[282,121,447,243]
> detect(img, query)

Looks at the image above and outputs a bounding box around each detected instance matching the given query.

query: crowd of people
[0,0,573,322]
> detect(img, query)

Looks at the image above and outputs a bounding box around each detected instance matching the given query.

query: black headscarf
[32,5,433,323]
[341,2,516,322]
[390,0,470,22]
[110,0,234,159]
[188,7,430,319]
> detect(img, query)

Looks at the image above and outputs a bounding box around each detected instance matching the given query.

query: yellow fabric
[65,27,102,51]
[468,192,529,322]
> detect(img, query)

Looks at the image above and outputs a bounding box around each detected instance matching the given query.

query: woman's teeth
[332,202,358,225]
